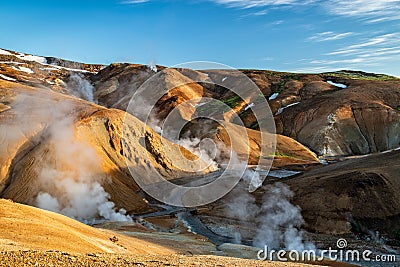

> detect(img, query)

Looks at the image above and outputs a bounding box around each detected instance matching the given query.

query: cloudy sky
[1,0,399,76]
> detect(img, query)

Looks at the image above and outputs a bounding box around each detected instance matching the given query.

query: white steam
[226,182,314,251]
[147,61,158,72]
[67,73,96,103]
[177,137,219,171]
[241,169,263,192]
[34,115,131,223]
[6,91,130,223]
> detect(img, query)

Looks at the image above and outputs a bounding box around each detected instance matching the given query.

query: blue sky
[1,0,399,76]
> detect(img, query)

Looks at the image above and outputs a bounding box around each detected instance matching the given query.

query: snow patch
[41,67,59,71]
[0,74,16,81]
[327,80,347,89]
[275,102,300,115]
[49,65,90,73]
[0,61,23,65]
[1,50,47,64]
[16,53,47,64]
[40,65,90,73]
[12,66,34,74]
[195,102,207,108]
[0,49,12,55]
[269,93,279,100]
[244,102,255,111]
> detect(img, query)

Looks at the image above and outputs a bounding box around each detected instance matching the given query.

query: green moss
[221,95,241,108]
[196,95,242,115]
[322,70,399,81]
[196,101,230,115]
[249,121,259,130]
[269,151,294,158]
[396,106,400,111]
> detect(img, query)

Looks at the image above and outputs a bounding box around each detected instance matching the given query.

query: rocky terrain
[1,48,399,266]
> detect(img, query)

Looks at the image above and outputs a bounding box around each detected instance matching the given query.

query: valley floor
[0,199,322,267]
[0,251,316,267]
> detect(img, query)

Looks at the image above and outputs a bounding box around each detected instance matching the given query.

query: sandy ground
[0,199,322,267]
[0,199,173,255]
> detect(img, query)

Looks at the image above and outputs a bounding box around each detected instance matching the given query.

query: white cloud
[121,0,150,4]
[310,56,391,65]
[327,33,400,56]
[347,34,396,49]
[289,66,338,73]
[239,8,269,17]
[327,49,358,56]
[212,0,400,22]
[212,0,313,9]
[308,31,353,42]
[260,56,274,61]
[324,0,400,22]
[294,32,400,75]
[250,9,269,15]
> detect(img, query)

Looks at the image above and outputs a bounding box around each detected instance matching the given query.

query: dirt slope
[0,199,172,254]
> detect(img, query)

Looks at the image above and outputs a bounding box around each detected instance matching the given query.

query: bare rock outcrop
[285,150,400,236]
[276,80,400,156]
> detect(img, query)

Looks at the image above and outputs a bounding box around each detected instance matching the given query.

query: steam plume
[35,117,131,223]
[67,73,96,103]
[6,89,130,223]
[226,182,314,251]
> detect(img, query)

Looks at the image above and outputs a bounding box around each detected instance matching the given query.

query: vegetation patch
[221,95,241,108]
[270,151,295,158]
[196,101,230,115]
[322,70,399,81]
[249,121,259,130]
